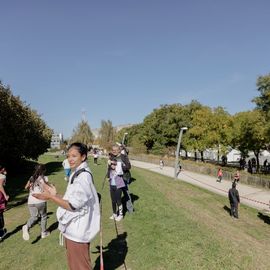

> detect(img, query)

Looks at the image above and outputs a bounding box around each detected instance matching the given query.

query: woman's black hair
[68,142,88,161]
[30,164,46,188]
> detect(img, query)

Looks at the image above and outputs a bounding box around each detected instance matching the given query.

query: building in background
[50,133,63,149]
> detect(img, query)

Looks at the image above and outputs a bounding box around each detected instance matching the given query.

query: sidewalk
[131,160,270,211]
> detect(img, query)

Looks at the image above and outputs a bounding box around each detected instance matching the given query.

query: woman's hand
[33,190,52,201]
[43,183,57,196]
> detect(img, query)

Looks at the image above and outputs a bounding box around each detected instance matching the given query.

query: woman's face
[67,147,86,169]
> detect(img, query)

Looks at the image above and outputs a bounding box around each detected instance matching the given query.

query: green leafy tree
[253,73,270,118]
[184,106,233,161]
[70,120,94,147]
[140,104,191,154]
[232,110,267,170]
[0,82,52,163]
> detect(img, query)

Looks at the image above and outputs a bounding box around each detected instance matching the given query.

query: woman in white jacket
[34,142,100,270]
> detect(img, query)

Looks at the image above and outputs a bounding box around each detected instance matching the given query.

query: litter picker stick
[99,197,104,270]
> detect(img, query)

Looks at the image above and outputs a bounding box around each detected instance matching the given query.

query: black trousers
[0,212,5,236]
[230,202,239,218]
[110,186,122,214]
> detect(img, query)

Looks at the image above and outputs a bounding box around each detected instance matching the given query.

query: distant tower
[82,108,87,121]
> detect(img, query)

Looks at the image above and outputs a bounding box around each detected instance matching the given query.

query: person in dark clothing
[111,145,134,213]
[228,182,240,218]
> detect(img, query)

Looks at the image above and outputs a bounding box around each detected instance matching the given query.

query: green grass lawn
[1,154,270,270]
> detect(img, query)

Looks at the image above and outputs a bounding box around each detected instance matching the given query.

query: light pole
[122,132,128,145]
[174,127,188,180]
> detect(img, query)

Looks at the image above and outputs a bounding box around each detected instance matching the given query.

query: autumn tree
[98,120,116,151]
[70,120,94,147]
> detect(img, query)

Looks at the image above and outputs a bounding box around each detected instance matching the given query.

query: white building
[50,133,63,149]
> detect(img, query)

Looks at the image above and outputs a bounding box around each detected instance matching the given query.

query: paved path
[131,160,270,211]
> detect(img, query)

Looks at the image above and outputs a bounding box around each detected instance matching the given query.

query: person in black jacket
[111,145,134,213]
[228,182,240,218]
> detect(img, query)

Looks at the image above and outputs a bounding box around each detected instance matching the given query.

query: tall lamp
[174,127,188,179]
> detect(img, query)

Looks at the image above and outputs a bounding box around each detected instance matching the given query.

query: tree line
[117,73,270,170]
[0,82,52,165]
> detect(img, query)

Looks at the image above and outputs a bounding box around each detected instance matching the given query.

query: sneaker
[115,215,123,222]
[22,225,30,241]
[0,228,7,240]
[41,231,50,239]
[109,214,117,220]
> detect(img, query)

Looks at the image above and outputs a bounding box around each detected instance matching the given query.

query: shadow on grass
[130,193,139,204]
[129,177,136,185]
[223,205,231,216]
[258,212,270,225]
[121,192,139,215]
[93,232,128,270]
[2,224,24,241]
[31,221,59,244]
[45,161,63,175]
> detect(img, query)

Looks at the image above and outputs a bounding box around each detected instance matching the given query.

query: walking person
[62,157,71,181]
[33,142,100,270]
[176,161,182,177]
[233,170,240,183]
[108,158,125,221]
[159,159,164,170]
[22,164,51,240]
[228,182,240,219]
[93,150,98,165]
[0,166,9,240]
[217,168,223,182]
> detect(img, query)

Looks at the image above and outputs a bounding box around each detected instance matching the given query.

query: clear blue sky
[1,0,269,138]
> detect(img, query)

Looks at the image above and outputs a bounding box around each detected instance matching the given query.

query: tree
[140,104,191,154]
[232,110,267,171]
[98,120,116,150]
[253,73,270,118]
[184,106,233,162]
[0,82,52,163]
[69,120,94,146]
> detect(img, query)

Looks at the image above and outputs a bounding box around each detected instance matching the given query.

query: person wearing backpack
[108,158,126,221]
[33,142,100,270]
[111,144,134,213]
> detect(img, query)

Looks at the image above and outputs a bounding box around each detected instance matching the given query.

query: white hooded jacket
[56,162,100,243]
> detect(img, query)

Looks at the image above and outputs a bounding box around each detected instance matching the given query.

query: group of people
[30,142,100,270]
[216,168,240,219]
[1,142,133,269]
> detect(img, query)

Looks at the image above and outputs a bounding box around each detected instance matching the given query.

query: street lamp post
[174,127,188,180]
[122,132,128,145]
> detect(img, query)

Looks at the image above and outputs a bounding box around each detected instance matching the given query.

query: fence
[130,154,270,190]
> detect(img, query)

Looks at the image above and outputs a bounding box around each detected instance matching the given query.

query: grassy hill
[1,155,270,270]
